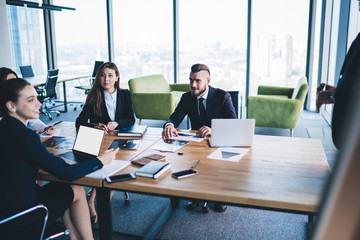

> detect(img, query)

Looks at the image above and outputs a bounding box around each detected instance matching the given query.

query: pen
[190,160,200,169]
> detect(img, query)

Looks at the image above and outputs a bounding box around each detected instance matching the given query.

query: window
[7,3,47,77]
[53,0,108,100]
[113,0,173,89]
[178,0,248,99]
[249,0,310,96]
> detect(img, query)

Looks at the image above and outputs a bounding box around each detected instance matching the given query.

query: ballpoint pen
[39,120,63,134]
[190,160,200,169]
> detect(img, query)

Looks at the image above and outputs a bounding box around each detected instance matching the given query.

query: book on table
[117,125,148,137]
[131,154,166,167]
[135,161,171,179]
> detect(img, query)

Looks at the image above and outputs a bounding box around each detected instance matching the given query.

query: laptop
[58,125,105,162]
[209,119,255,147]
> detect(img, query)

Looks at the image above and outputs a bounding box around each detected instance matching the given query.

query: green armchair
[246,77,309,137]
[128,74,190,124]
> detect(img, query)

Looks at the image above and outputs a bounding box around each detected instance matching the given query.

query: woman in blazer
[75,62,135,224]
[0,78,119,239]
[75,62,135,131]
[0,67,56,135]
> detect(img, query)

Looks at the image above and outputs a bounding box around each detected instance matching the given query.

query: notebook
[118,125,148,137]
[135,161,171,179]
[131,154,166,167]
[209,119,255,147]
[58,125,105,162]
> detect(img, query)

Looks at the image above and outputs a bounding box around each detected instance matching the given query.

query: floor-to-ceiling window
[7,2,47,77]
[178,0,248,99]
[249,0,310,96]
[113,0,173,89]
[53,0,108,100]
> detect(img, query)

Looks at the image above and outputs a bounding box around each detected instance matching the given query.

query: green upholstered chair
[128,74,190,124]
[246,77,309,137]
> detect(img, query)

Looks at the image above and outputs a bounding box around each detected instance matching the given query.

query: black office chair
[0,204,69,240]
[75,60,104,95]
[19,65,35,78]
[228,91,239,118]
[37,69,61,120]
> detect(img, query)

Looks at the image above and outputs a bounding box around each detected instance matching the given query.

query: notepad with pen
[135,161,171,179]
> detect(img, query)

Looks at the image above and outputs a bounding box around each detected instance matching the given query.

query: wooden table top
[39,122,330,213]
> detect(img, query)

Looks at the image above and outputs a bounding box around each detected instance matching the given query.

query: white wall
[0,1,12,68]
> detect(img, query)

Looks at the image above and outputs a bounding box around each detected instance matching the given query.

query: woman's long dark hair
[85,62,121,117]
[0,67,18,84]
[0,78,30,116]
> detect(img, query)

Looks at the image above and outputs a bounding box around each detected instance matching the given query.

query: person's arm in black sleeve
[75,103,93,130]
[24,132,103,181]
[115,90,136,129]
[221,92,237,119]
[164,94,187,129]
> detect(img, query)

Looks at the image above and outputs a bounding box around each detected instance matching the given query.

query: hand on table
[98,148,119,165]
[197,126,211,138]
[162,124,178,140]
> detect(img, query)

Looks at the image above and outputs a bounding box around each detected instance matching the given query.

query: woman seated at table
[0,78,119,240]
[76,62,135,224]
[0,67,56,135]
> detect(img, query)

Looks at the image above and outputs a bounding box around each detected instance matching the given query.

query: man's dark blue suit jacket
[166,85,237,130]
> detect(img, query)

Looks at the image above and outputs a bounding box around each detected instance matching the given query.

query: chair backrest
[92,61,104,77]
[291,77,309,101]
[128,74,170,93]
[0,204,48,239]
[19,65,35,78]
[45,69,59,98]
[228,91,239,118]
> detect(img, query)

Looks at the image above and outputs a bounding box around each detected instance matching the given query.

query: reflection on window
[7,4,47,77]
[54,0,108,100]
[113,0,173,89]
[250,0,310,96]
[179,0,247,99]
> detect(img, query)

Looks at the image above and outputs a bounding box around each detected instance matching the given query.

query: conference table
[26,75,89,112]
[38,122,330,240]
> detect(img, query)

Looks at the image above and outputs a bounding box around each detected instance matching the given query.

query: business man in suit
[162,63,236,139]
[316,2,360,150]
[162,63,237,213]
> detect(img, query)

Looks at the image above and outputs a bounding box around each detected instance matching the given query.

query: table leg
[96,187,113,240]
[61,82,68,112]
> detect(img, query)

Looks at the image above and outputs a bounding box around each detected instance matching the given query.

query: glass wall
[7,3,47,77]
[53,0,108,100]
[249,0,310,96]
[113,0,173,89]
[348,0,360,46]
[178,0,248,99]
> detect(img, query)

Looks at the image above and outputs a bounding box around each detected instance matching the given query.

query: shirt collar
[197,88,209,101]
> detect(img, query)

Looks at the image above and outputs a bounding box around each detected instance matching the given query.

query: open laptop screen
[73,125,104,156]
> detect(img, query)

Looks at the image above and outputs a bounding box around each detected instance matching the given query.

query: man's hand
[162,124,178,140]
[316,83,337,112]
[98,148,119,165]
[106,121,119,131]
[197,126,211,137]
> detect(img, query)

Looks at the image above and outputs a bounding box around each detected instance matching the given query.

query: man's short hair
[191,64,210,76]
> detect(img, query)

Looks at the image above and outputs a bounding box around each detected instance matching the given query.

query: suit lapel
[114,90,121,121]
[205,86,214,120]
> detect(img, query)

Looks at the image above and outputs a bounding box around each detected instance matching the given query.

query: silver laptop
[58,125,105,162]
[209,119,255,147]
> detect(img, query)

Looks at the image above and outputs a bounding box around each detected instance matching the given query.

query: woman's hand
[106,121,119,131]
[97,148,119,165]
[44,126,56,135]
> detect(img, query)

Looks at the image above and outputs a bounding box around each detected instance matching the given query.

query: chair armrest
[257,85,294,98]
[169,83,190,92]
[131,93,176,120]
[247,96,303,129]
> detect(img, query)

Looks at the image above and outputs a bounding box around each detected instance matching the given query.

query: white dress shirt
[104,89,117,121]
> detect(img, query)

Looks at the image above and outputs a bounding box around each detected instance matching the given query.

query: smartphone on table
[171,169,197,179]
[105,173,136,183]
